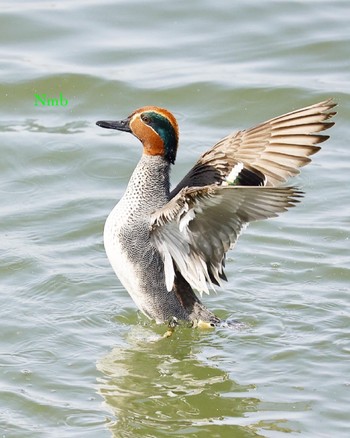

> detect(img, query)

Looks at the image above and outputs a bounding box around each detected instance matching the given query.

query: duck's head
[97,106,179,164]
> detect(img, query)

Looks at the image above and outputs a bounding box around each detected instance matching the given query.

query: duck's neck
[124,154,171,214]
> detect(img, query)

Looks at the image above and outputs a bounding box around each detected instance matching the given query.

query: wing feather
[170,99,336,194]
[151,185,302,295]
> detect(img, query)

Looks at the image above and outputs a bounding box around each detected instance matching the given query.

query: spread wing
[170,99,336,197]
[150,185,302,295]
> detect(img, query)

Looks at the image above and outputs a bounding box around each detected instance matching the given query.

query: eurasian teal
[97,99,336,327]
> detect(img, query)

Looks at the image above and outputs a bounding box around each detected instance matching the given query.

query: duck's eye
[141,114,151,124]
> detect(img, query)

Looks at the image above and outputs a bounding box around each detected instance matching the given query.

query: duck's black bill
[96,118,131,133]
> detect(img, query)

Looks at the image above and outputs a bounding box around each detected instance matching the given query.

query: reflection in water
[96,326,295,437]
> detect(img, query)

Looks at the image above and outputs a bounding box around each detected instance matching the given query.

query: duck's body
[97,100,336,326]
[104,154,219,324]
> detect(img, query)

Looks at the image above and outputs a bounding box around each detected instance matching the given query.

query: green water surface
[1,1,349,437]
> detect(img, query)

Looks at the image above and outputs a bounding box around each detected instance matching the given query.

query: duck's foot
[192,319,217,329]
[163,316,179,338]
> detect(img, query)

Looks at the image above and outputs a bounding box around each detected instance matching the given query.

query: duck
[96,99,336,328]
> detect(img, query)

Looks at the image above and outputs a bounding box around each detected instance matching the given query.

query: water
[1,0,350,437]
